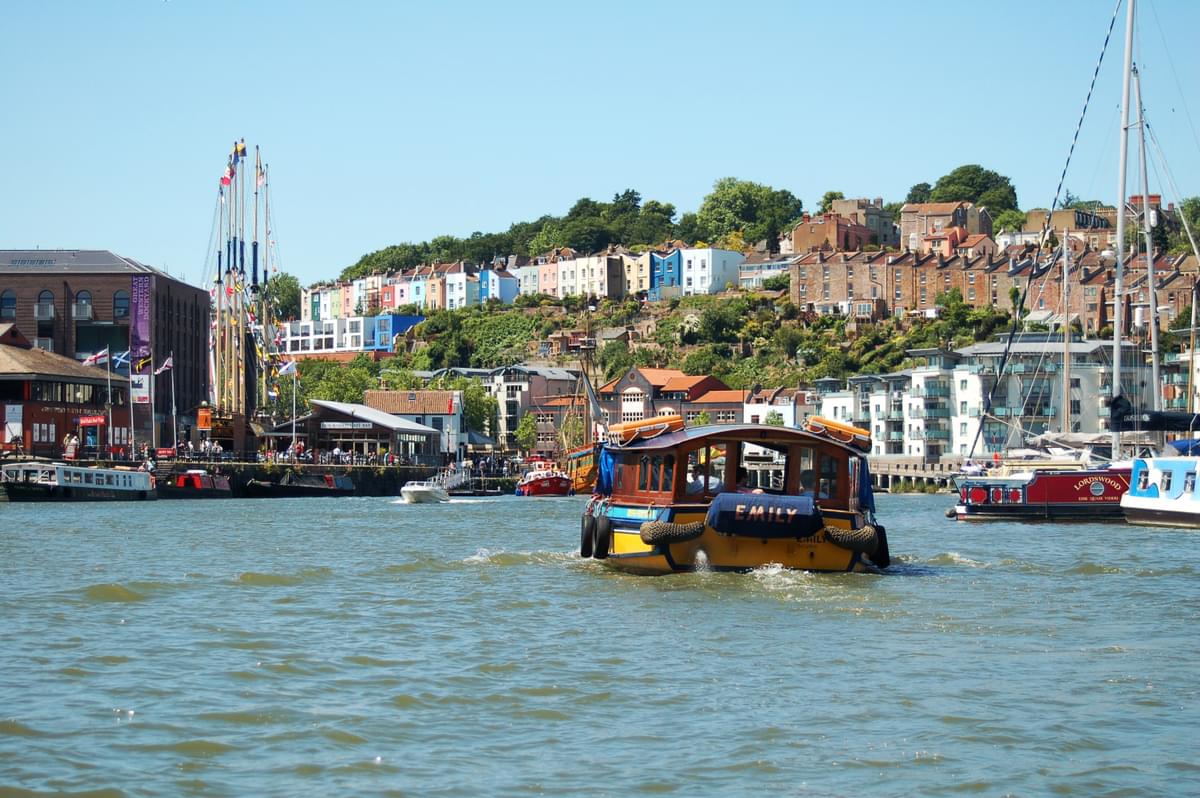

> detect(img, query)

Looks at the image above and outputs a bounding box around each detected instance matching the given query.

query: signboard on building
[77,415,107,425]
[156,447,176,458]
[4,404,22,444]
[320,421,374,430]
[130,374,150,404]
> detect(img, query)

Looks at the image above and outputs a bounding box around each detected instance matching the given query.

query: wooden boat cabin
[581,419,889,574]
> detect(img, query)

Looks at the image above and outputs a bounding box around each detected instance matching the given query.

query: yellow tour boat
[579,418,889,574]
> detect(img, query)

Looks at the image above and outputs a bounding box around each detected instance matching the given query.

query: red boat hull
[955,468,1131,520]
[515,474,573,497]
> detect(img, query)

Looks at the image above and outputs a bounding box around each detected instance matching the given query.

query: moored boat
[581,418,889,574]
[953,466,1131,520]
[1120,456,1200,527]
[243,471,355,498]
[0,461,156,502]
[156,469,233,499]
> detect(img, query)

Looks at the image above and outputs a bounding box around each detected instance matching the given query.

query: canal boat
[243,471,355,498]
[0,461,156,502]
[953,457,1131,520]
[156,469,233,499]
[580,418,889,574]
[1120,455,1200,527]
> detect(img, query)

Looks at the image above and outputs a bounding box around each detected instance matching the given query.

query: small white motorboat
[400,480,450,504]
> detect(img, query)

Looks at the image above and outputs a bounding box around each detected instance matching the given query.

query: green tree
[993,208,1027,233]
[264,272,302,320]
[695,177,803,245]
[929,164,1019,213]
[905,183,932,204]
[762,274,790,291]
[764,409,785,426]
[599,340,635,380]
[308,354,379,404]
[514,413,537,452]
[818,191,845,214]
[691,410,711,426]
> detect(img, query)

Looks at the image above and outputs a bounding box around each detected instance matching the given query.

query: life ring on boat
[823,523,880,556]
[639,520,705,545]
[580,515,596,559]
[592,514,612,560]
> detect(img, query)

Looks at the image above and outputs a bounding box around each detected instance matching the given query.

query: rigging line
[971,1,1123,460]
[1145,0,1200,157]
[202,187,222,283]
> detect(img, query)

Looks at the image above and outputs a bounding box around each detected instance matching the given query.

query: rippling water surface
[1,494,1197,796]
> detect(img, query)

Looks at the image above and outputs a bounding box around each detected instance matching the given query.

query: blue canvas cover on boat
[596,447,617,496]
[704,492,823,539]
[1168,439,1200,456]
[858,456,876,513]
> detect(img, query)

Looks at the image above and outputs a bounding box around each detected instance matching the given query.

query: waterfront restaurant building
[0,324,130,458]
[0,250,210,444]
[281,400,441,464]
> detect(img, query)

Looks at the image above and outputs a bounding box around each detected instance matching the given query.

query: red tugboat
[515,457,573,496]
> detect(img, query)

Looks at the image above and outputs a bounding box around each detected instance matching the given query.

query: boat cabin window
[684,443,727,498]
[1161,471,1173,493]
[818,454,840,501]
[1137,469,1150,491]
[1185,472,1195,494]
[635,454,675,495]
[735,441,810,495]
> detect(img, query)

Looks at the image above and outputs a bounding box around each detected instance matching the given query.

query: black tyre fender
[592,514,612,560]
[639,520,705,545]
[872,524,891,568]
[823,523,879,557]
[580,514,595,558]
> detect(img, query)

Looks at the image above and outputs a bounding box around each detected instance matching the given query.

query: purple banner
[130,275,152,369]
[130,275,153,404]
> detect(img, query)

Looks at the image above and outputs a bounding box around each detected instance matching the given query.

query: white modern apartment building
[818,335,1144,460]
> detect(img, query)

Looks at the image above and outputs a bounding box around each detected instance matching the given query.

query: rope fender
[639,520,705,545]
[822,524,879,556]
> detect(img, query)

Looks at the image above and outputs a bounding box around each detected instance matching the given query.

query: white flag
[278,360,297,376]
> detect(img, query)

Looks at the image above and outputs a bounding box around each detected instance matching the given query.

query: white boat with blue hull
[1121,456,1200,527]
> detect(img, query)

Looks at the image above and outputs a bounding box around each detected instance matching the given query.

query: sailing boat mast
[1110,0,1136,453]
[1062,228,1072,435]
[1133,65,1160,412]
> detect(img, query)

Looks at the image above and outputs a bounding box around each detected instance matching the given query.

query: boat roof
[603,424,865,457]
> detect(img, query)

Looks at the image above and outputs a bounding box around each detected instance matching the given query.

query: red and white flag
[82,347,109,366]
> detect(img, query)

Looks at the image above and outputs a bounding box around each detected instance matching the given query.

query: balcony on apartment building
[34,303,55,321]
[920,427,952,441]
[72,302,93,320]
[913,405,952,419]
[886,406,904,420]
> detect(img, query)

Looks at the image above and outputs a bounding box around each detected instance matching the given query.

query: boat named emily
[580,417,889,574]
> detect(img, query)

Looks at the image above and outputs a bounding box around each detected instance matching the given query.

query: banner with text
[130,274,153,376]
[130,374,150,405]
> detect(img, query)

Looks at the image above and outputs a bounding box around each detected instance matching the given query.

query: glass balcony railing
[922,428,951,440]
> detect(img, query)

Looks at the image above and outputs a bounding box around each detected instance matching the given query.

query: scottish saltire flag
[112,350,131,368]
[82,347,109,366]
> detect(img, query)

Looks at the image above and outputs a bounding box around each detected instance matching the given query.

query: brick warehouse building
[0,250,210,444]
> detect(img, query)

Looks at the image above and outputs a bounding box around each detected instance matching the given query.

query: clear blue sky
[3,0,1198,287]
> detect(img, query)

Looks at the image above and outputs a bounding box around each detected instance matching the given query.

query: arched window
[113,290,129,318]
[0,290,14,320]
[75,290,92,305]
[38,289,53,305]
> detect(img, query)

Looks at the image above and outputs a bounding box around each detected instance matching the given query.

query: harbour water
[1,494,1197,796]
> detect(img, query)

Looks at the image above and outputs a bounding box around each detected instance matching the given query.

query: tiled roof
[691,389,746,404]
[0,328,128,383]
[662,374,709,392]
[363,389,458,415]
[901,202,965,214]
